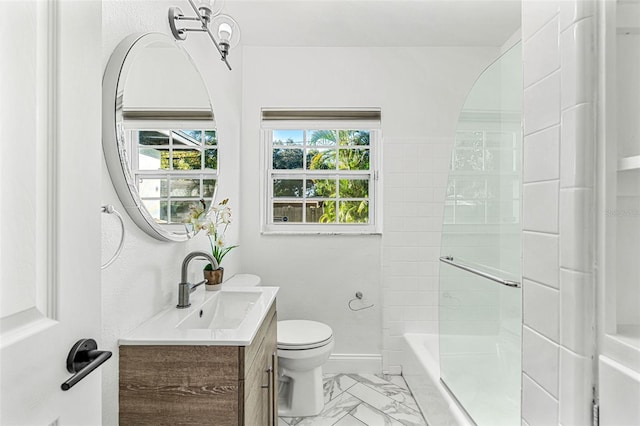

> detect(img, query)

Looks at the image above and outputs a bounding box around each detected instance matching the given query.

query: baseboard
[323,353,382,374]
[384,365,402,375]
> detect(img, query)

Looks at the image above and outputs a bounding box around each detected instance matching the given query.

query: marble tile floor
[279,373,428,426]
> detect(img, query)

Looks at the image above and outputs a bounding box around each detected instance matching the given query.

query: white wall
[521,1,597,425]
[100,1,242,424]
[240,45,498,373]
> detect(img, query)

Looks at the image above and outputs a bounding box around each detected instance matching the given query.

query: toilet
[277,320,334,417]
[223,274,334,417]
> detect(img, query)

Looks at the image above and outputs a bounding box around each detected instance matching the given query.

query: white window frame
[125,125,219,226]
[260,113,382,235]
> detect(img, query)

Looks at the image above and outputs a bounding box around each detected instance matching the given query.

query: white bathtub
[402,333,473,426]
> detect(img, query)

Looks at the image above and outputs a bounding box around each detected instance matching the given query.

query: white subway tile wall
[523,17,560,86]
[382,139,452,373]
[559,269,594,355]
[523,181,560,233]
[523,280,560,342]
[560,104,595,188]
[559,0,594,31]
[523,125,560,183]
[522,374,560,426]
[523,326,560,398]
[521,1,597,425]
[559,188,594,272]
[560,18,595,109]
[522,232,560,288]
[524,72,561,133]
[522,0,561,40]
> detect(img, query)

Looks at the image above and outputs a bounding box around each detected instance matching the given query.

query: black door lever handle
[61,338,112,391]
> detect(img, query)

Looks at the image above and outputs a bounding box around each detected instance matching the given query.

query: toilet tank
[224,273,261,287]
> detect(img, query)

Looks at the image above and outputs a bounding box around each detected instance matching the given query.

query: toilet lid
[277,320,333,350]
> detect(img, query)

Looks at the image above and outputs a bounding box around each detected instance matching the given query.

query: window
[127,128,218,224]
[261,110,381,234]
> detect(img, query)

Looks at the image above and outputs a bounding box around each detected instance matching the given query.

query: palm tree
[307,130,370,223]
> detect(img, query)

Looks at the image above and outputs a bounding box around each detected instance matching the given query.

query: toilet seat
[277,320,333,350]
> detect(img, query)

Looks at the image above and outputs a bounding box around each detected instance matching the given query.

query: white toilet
[223,274,334,417]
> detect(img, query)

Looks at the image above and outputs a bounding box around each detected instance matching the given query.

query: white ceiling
[224,0,521,47]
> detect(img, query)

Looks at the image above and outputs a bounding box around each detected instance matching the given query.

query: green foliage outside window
[310,131,369,223]
[272,130,371,224]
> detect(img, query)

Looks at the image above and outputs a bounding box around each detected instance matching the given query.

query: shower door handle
[439,256,521,288]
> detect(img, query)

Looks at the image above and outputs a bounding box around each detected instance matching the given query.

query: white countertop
[119,286,278,346]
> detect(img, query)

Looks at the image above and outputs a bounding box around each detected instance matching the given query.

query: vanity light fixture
[168,0,240,70]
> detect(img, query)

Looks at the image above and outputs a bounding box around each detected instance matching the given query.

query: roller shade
[261,109,381,129]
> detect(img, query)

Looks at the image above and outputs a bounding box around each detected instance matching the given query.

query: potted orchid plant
[185,198,238,288]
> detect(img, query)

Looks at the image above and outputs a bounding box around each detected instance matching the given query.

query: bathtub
[402,333,473,426]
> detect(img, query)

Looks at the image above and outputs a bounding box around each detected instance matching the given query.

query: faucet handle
[178,251,216,309]
[177,282,192,309]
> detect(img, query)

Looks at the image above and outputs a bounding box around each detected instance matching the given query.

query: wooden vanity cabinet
[119,304,277,426]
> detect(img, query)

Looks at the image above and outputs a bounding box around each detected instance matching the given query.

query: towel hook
[101,204,125,269]
[348,291,374,311]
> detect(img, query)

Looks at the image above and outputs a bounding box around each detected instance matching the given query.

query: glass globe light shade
[198,0,224,22]
[211,14,241,48]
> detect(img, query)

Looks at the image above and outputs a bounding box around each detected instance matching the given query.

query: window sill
[261,229,382,236]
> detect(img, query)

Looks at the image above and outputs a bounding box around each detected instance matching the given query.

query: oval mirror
[103,33,217,242]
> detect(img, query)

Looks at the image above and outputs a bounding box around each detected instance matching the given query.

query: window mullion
[302,177,307,223]
[265,125,377,231]
[201,136,205,171]
[169,129,174,172]
[164,129,172,224]
[303,129,308,170]
[334,176,339,225]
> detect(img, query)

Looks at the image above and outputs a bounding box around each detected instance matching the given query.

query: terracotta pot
[204,267,224,285]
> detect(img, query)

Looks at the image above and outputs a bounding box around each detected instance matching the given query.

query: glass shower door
[438,43,522,426]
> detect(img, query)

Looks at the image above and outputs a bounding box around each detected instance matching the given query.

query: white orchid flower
[185,198,237,267]
[221,210,231,224]
[207,221,217,235]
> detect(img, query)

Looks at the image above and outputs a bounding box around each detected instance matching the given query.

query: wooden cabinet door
[243,312,277,426]
[243,341,267,425]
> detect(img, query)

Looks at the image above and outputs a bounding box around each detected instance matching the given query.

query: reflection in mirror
[128,128,217,224]
[103,33,218,241]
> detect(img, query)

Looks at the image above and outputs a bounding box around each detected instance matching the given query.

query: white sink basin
[119,286,278,346]
[177,291,262,330]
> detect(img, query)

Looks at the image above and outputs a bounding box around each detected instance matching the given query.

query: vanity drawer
[119,345,240,425]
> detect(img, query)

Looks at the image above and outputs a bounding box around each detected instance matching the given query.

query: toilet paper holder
[348,291,374,311]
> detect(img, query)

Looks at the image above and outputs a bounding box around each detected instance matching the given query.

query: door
[1,1,103,424]
[438,42,522,426]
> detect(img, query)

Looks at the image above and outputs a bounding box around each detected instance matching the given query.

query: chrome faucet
[176,251,218,309]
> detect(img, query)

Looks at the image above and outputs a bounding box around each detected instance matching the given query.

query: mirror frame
[103,32,216,242]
